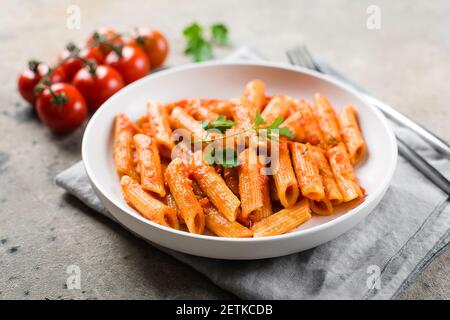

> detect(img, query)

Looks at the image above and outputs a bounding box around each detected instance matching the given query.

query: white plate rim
[82,60,398,243]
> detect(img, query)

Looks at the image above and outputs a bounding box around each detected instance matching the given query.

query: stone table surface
[0,0,448,300]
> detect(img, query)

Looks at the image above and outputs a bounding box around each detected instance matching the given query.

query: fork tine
[295,45,315,70]
[286,44,319,71]
[286,49,298,65]
[295,48,309,68]
[286,50,296,65]
[298,45,317,70]
[287,47,306,68]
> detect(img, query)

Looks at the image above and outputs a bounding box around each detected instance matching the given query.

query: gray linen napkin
[56,48,450,300]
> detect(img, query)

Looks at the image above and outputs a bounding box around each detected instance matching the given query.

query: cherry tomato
[129,28,168,68]
[104,45,150,84]
[36,83,88,133]
[58,45,104,81]
[17,61,66,105]
[72,64,125,111]
[48,65,66,84]
[86,28,124,55]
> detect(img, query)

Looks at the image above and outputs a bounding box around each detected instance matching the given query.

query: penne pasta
[147,101,175,158]
[120,175,179,229]
[231,100,253,128]
[139,121,154,137]
[113,80,368,236]
[308,145,343,205]
[222,167,240,196]
[170,106,208,140]
[261,96,292,125]
[339,105,366,164]
[238,148,264,220]
[160,160,169,177]
[184,99,220,121]
[312,93,341,147]
[192,179,206,198]
[290,142,325,201]
[327,143,363,202]
[191,152,241,222]
[251,198,311,237]
[229,102,258,148]
[135,115,149,128]
[309,198,333,216]
[240,95,261,122]
[170,141,193,165]
[203,202,253,238]
[165,158,205,234]
[269,176,280,201]
[249,161,273,223]
[165,192,183,224]
[113,114,139,181]
[243,79,267,113]
[200,99,234,118]
[133,133,166,197]
[164,99,192,114]
[297,100,324,146]
[281,110,306,142]
[273,139,299,208]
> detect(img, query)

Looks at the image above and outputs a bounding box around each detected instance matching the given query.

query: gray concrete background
[0,0,448,299]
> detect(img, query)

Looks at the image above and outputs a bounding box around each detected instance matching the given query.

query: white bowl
[82,62,397,260]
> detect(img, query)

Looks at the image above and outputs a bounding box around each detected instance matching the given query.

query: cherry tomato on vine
[48,65,66,83]
[72,64,125,111]
[104,45,150,84]
[58,44,104,81]
[86,28,124,55]
[129,28,168,68]
[36,83,88,133]
[17,61,66,105]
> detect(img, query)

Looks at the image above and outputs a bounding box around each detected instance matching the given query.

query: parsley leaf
[183,23,203,41]
[202,115,235,133]
[183,22,230,62]
[191,40,213,62]
[267,116,285,129]
[183,23,213,62]
[193,107,295,169]
[210,24,228,45]
[203,147,240,168]
[263,116,295,140]
[201,120,210,129]
[253,111,266,126]
[277,127,296,139]
[183,39,213,61]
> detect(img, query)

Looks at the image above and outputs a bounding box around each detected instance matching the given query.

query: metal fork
[287,44,450,195]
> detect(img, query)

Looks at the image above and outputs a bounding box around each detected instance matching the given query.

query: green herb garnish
[193,110,294,168]
[210,24,229,45]
[204,146,240,168]
[253,111,265,126]
[202,115,235,133]
[183,23,213,62]
[182,22,229,62]
[253,112,295,141]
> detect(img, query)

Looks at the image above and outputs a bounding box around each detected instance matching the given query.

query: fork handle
[362,94,450,156]
[397,138,450,195]
[313,59,450,156]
